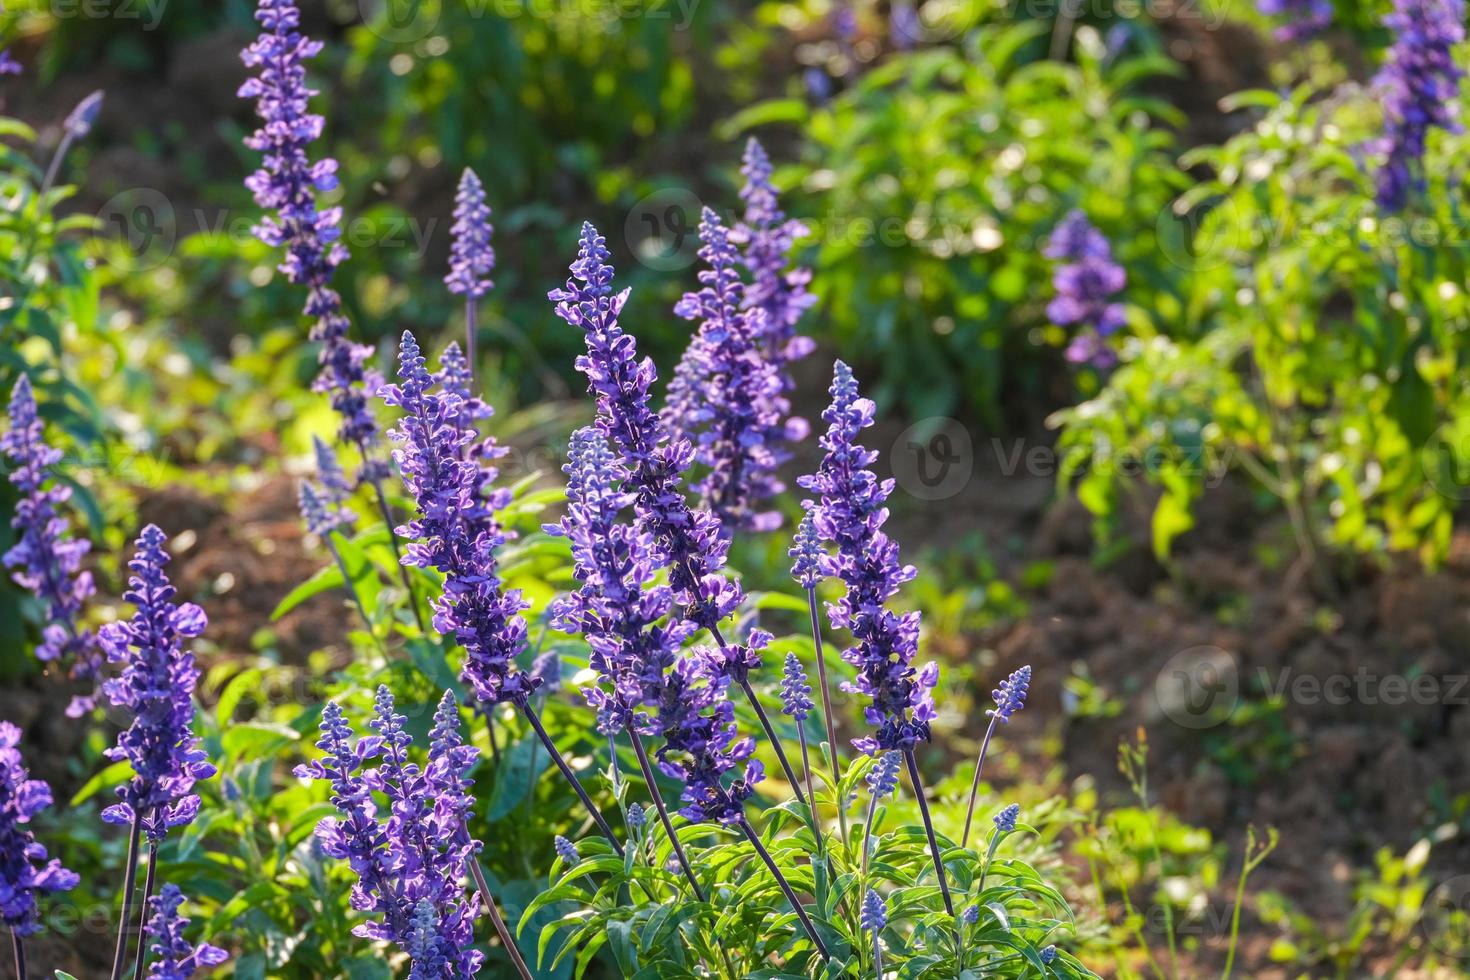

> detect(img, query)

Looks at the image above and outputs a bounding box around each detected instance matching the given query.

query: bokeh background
[4,0,1470,976]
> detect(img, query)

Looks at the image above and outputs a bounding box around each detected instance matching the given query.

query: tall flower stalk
[0,721,79,980]
[99,526,215,980]
[789,507,846,840]
[960,665,1031,848]
[3,375,104,716]
[445,167,495,370]
[383,332,622,854]
[553,222,808,807]
[238,0,423,629]
[799,361,951,914]
[1372,0,1465,211]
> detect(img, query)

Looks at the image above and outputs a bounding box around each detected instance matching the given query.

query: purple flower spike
[141,884,229,980]
[989,665,1031,723]
[860,888,887,932]
[240,0,385,482]
[1256,0,1332,40]
[1045,210,1126,368]
[0,722,79,937]
[737,138,816,374]
[994,802,1020,832]
[1373,0,1465,211]
[384,332,533,708]
[553,222,741,632]
[668,207,789,533]
[3,376,105,715]
[62,90,104,139]
[799,361,939,753]
[100,525,215,843]
[866,751,901,798]
[652,657,763,825]
[446,168,495,299]
[0,51,22,76]
[554,835,579,866]
[779,652,814,721]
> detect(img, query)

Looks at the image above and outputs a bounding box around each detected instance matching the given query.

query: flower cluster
[383,332,534,708]
[545,427,693,735]
[445,167,495,299]
[1255,0,1332,40]
[239,0,385,481]
[989,665,1031,722]
[666,207,788,533]
[3,376,104,716]
[1373,0,1466,211]
[1045,210,1126,368]
[99,525,215,843]
[140,885,229,980]
[799,361,938,753]
[779,652,813,721]
[552,222,741,631]
[994,802,1020,833]
[295,688,485,976]
[860,888,887,932]
[0,722,78,937]
[299,436,356,537]
[650,655,763,824]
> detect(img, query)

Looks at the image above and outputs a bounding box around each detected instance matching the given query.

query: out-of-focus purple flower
[62,90,104,138]
[545,427,693,736]
[0,51,22,76]
[296,688,484,976]
[553,835,579,866]
[1256,0,1332,40]
[383,332,534,709]
[788,507,825,589]
[0,722,78,937]
[552,222,741,631]
[961,904,980,925]
[994,802,1020,833]
[890,1,922,47]
[300,435,355,536]
[99,525,215,843]
[240,0,385,483]
[666,207,787,533]
[799,361,938,754]
[779,652,814,721]
[1373,0,1465,211]
[1045,210,1126,368]
[804,67,833,102]
[140,884,229,980]
[530,651,562,693]
[446,168,495,300]
[989,665,1031,723]
[866,750,902,798]
[860,887,887,931]
[3,376,104,716]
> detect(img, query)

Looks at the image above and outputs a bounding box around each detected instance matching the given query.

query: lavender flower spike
[736,137,816,385]
[0,722,79,941]
[446,167,495,367]
[779,652,814,721]
[101,526,214,842]
[862,887,887,977]
[961,664,1033,848]
[994,803,1021,833]
[1373,0,1466,211]
[1045,210,1126,368]
[140,885,229,980]
[3,376,104,716]
[1255,0,1332,40]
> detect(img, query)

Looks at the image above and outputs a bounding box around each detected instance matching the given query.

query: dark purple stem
[903,748,954,916]
[806,587,847,842]
[108,815,143,980]
[465,300,478,373]
[11,929,25,980]
[960,714,1001,849]
[738,816,830,961]
[629,731,707,902]
[465,853,533,980]
[520,704,623,856]
[130,845,158,980]
[708,623,807,807]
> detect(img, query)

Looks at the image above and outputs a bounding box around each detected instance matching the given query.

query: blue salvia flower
[627,802,646,831]
[62,90,104,139]
[297,690,484,975]
[779,652,814,721]
[1041,945,1059,965]
[552,222,742,632]
[1256,0,1332,40]
[800,362,938,754]
[989,665,1031,723]
[240,0,386,483]
[297,481,342,538]
[99,525,215,843]
[140,884,229,979]
[994,803,1020,833]
[961,904,980,925]
[736,138,816,386]
[1045,210,1126,368]
[860,887,887,931]
[446,168,495,299]
[554,836,579,866]
[545,427,693,735]
[0,722,78,937]
[789,507,825,589]
[652,656,763,824]
[3,376,104,716]
[313,435,355,510]
[383,332,535,709]
[0,51,21,75]
[1373,0,1466,211]
[866,751,902,798]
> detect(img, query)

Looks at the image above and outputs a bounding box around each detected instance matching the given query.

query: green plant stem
[903,749,954,917]
[130,845,159,980]
[805,588,848,844]
[11,928,24,980]
[629,732,705,901]
[519,705,623,856]
[109,815,144,980]
[737,816,830,961]
[465,855,534,980]
[959,714,1001,849]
